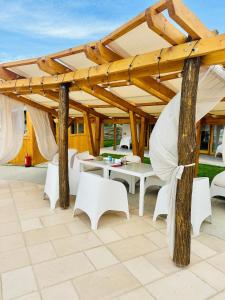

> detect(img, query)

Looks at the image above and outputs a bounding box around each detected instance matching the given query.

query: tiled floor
[1,180,225,299]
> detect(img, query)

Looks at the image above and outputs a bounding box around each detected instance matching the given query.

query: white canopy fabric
[0,95,24,164]
[27,106,58,161]
[150,65,225,256]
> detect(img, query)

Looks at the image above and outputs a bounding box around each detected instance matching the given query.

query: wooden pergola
[1,0,225,267]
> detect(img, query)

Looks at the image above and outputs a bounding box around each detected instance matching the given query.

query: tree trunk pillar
[173,57,201,267]
[58,83,70,209]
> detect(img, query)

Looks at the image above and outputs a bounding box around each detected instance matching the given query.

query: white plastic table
[79,159,155,216]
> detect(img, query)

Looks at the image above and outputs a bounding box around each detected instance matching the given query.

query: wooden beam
[173,56,201,267]
[2,34,225,92]
[139,117,147,161]
[145,6,186,45]
[0,67,23,80]
[167,0,214,39]
[37,57,71,75]
[83,112,96,155]
[37,58,107,119]
[95,117,102,156]
[85,42,175,102]
[129,111,139,155]
[113,124,117,151]
[58,83,70,209]
[81,85,152,119]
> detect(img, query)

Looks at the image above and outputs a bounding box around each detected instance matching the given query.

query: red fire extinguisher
[25,154,31,167]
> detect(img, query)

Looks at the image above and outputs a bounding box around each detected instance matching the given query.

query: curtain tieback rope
[176,163,196,180]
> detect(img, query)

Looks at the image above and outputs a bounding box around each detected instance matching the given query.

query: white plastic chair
[211,170,225,198]
[74,172,129,230]
[119,136,131,149]
[44,149,78,209]
[144,175,165,193]
[153,177,211,236]
[69,151,95,195]
[110,155,141,194]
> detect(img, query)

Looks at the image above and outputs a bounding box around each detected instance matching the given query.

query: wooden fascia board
[2,34,225,92]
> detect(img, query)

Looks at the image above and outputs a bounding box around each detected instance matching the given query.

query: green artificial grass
[103,139,120,147]
[101,153,224,183]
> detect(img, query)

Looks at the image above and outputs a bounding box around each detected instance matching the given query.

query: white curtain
[27,106,58,161]
[0,94,24,164]
[150,65,225,256]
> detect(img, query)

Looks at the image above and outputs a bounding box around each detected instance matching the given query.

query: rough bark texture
[139,117,147,161]
[59,83,70,209]
[173,57,201,267]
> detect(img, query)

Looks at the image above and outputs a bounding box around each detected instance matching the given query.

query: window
[70,121,84,135]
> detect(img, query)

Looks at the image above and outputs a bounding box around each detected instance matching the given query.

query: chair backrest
[125,155,141,163]
[76,172,128,212]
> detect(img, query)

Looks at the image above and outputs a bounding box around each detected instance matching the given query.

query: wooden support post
[173,56,201,267]
[95,117,102,156]
[129,111,139,155]
[58,83,70,209]
[84,112,95,155]
[113,124,117,151]
[139,117,147,161]
[195,121,201,177]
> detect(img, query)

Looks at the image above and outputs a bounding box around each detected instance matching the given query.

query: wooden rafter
[81,85,153,120]
[4,33,225,93]
[37,57,107,119]
[85,42,176,102]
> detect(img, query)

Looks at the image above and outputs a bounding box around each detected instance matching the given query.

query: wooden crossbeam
[85,42,175,102]
[36,57,107,119]
[88,101,165,108]
[1,34,225,92]
[81,85,152,119]
[167,0,215,39]
[37,57,71,75]
[145,5,186,45]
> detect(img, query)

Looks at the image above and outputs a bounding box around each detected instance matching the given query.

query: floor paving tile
[52,232,102,256]
[108,235,158,261]
[24,224,70,246]
[0,247,30,273]
[190,261,225,291]
[41,281,79,300]
[85,246,119,269]
[0,233,24,253]
[21,218,43,232]
[145,231,167,248]
[2,266,38,300]
[65,218,90,235]
[33,252,94,289]
[73,264,140,300]
[191,239,217,259]
[207,252,225,273]
[15,292,41,300]
[115,287,154,300]
[113,219,155,238]
[146,269,216,300]
[0,221,21,237]
[28,242,57,264]
[123,256,164,285]
[93,228,122,244]
[210,290,225,300]
[41,211,74,227]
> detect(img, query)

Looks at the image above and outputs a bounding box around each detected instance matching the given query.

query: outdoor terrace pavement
[1,180,225,299]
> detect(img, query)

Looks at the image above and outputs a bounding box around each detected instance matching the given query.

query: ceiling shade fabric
[0,94,24,164]
[149,65,225,256]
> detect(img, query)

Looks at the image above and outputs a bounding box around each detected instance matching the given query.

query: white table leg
[139,176,145,216]
[131,176,135,194]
